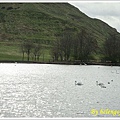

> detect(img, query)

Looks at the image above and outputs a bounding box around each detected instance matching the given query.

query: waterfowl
[96,81,106,88]
[96,81,104,86]
[108,82,110,84]
[100,85,106,88]
[82,62,87,65]
[75,81,83,86]
[101,86,106,88]
[111,80,113,82]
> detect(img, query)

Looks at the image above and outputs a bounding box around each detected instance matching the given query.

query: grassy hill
[0,3,119,62]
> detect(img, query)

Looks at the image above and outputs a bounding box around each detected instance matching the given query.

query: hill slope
[0,3,119,61]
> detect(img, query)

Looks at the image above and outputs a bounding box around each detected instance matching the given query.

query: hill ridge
[0,3,119,61]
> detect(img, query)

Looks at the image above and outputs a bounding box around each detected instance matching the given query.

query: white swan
[100,85,106,88]
[96,81,104,86]
[75,81,83,86]
[96,81,106,88]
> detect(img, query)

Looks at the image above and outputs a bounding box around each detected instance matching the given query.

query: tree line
[104,33,120,63]
[20,29,120,63]
[21,40,41,62]
[51,29,98,62]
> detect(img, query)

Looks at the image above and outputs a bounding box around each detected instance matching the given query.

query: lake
[0,63,120,118]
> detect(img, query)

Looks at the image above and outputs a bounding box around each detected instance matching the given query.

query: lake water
[0,63,120,118]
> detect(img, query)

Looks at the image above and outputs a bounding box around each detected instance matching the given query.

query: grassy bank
[0,41,52,62]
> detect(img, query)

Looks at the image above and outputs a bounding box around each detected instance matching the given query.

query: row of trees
[104,33,120,62]
[20,29,120,63]
[51,29,98,62]
[21,40,41,61]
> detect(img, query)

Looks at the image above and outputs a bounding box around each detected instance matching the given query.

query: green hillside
[0,3,119,62]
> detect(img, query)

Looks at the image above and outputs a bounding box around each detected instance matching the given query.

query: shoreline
[0,60,120,66]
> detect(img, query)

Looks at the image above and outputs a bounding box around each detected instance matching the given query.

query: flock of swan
[75,80,114,88]
[96,80,113,88]
[75,66,120,89]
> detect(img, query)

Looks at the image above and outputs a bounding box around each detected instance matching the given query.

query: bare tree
[33,43,41,61]
[20,42,25,61]
[51,30,73,61]
[60,31,73,61]
[73,29,98,61]
[23,40,33,62]
[51,40,60,61]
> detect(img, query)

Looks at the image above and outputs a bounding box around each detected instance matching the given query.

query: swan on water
[100,85,106,88]
[75,81,83,86]
[96,81,106,88]
[96,81,104,86]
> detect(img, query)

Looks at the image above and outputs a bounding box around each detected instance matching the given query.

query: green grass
[0,41,52,62]
[0,3,119,61]
[0,42,21,61]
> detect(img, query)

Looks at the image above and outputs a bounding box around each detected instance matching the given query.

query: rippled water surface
[0,63,120,118]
